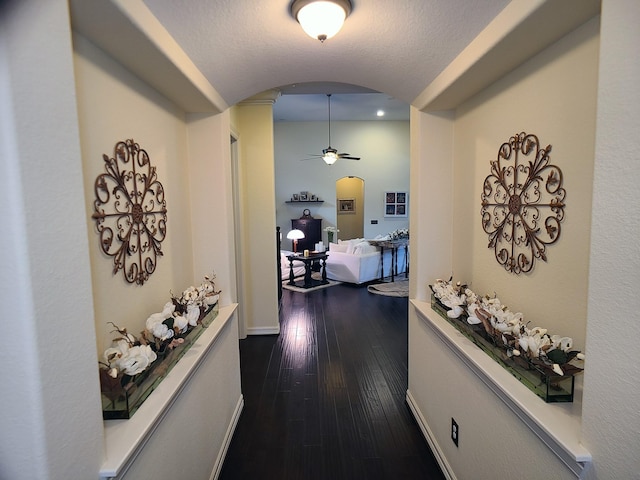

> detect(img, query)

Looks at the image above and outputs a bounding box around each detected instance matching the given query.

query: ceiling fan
[304,94,361,165]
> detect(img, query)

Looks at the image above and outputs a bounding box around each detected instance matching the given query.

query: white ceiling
[141,0,512,120]
[273,90,410,122]
[70,1,600,121]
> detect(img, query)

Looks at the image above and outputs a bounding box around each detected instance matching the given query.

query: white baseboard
[246,326,280,335]
[405,389,456,480]
[211,395,244,480]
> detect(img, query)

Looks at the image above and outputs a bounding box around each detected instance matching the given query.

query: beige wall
[336,176,364,240]
[453,16,600,350]
[409,15,601,480]
[3,2,638,479]
[233,102,280,335]
[74,34,197,353]
[582,0,640,477]
[73,27,242,480]
[0,3,103,478]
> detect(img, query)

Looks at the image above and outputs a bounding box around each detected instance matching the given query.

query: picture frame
[310,194,317,201]
[291,193,299,201]
[299,191,308,201]
[384,191,408,217]
[338,198,356,214]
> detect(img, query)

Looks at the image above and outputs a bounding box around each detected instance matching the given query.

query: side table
[287,252,329,289]
[370,240,409,282]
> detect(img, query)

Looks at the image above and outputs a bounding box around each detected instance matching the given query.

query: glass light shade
[296,1,347,41]
[287,229,305,240]
[322,152,338,165]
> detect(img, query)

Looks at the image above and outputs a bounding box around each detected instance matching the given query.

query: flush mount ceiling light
[291,0,352,43]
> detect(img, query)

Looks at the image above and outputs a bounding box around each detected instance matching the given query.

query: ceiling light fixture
[291,0,352,43]
[322,150,338,165]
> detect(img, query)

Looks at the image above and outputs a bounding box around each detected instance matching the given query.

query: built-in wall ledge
[99,303,239,479]
[410,300,592,478]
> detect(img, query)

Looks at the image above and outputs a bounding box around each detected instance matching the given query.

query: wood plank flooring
[220,283,445,480]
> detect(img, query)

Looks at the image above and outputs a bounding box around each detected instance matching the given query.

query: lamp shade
[287,229,305,241]
[291,0,352,42]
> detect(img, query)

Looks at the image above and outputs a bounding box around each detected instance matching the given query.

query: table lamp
[287,229,305,253]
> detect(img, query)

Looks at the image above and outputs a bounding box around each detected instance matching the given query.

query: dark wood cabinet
[291,218,322,252]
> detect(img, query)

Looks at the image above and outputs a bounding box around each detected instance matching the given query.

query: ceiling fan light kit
[303,94,361,165]
[322,150,338,165]
[291,0,352,43]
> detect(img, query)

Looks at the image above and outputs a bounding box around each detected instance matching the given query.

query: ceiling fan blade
[338,154,360,160]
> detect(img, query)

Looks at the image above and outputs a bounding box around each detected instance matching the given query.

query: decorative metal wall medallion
[480,132,565,274]
[92,139,167,285]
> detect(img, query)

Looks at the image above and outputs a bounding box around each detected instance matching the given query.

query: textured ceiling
[142,0,511,118]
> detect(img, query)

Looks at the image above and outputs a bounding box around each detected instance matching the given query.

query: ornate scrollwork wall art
[480,132,565,274]
[92,139,167,285]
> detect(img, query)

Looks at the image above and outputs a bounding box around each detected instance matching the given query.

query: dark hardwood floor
[219,283,445,480]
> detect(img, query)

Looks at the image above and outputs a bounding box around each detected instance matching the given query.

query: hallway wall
[0,3,102,478]
[1,1,638,479]
[409,7,640,479]
[74,33,196,353]
[453,16,599,351]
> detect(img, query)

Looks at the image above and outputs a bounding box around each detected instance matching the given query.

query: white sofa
[325,238,408,284]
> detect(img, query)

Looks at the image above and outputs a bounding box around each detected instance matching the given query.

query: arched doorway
[336,176,364,240]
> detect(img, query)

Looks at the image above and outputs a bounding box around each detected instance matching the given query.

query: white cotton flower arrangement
[99,272,221,382]
[430,277,584,378]
[101,323,158,377]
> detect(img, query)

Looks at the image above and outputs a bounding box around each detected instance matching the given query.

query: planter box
[430,295,578,403]
[101,304,219,419]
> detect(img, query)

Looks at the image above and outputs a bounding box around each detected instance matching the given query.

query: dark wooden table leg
[303,260,312,288]
[321,258,328,284]
[391,246,397,282]
[288,259,295,285]
[405,244,409,278]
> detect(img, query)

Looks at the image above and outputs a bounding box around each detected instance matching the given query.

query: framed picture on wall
[384,191,408,217]
[338,198,356,214]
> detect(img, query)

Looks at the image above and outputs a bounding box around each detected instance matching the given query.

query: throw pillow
[345,238,365,254]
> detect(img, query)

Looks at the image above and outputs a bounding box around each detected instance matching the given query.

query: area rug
[367,280,409,297]
[282,273,341,293]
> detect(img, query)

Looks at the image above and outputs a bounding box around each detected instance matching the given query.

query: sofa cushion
[353,242,377,255]
[329,242,348,253]
[340,238,365,254]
